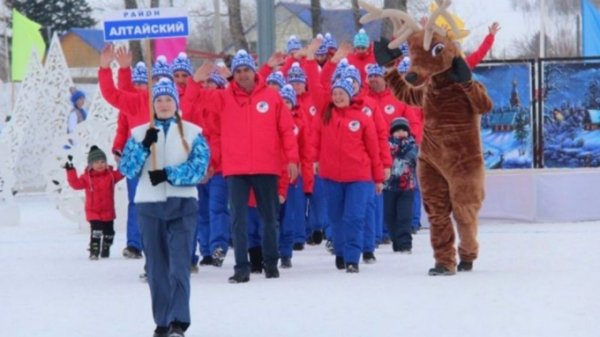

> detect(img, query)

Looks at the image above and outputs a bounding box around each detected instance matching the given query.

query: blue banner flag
[582,0,600,56]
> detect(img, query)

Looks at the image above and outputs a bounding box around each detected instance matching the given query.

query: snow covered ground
[1,194,599,337]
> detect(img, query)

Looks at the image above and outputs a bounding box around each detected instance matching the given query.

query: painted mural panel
[474,62,534,169]
[542,59,600,168]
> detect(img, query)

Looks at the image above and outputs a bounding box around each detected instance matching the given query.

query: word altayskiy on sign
[103,7,189,41]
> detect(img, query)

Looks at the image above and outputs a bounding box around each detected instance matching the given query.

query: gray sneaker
[212,247,225,267]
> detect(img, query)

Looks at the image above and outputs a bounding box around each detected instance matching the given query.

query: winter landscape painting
[542,58,600,168]
[473,61,534,169]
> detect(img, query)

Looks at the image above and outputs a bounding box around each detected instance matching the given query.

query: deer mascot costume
[360,0,492,275]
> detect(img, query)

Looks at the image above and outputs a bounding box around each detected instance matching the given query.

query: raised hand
[193,61,215,83]
[63,155,74,170]
[267,51,286,68]
[488,22,501,36]
[114,46,132,68]
[331,42,352,63]
[100,44,114,68]
[215,62,232,79]
[305,38,323,60]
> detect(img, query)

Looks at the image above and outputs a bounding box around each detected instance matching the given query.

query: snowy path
[1,195,598,337]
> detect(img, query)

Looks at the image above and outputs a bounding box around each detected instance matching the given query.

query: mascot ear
[374,37,403,67]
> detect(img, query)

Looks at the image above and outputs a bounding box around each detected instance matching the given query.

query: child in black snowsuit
[384,117,418,253]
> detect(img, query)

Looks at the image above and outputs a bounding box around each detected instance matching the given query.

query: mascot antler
[358,0,421,49]
[424,0,463,50]
[359,0,463,51]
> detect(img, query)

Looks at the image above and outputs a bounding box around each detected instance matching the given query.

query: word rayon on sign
[122,9,162,18]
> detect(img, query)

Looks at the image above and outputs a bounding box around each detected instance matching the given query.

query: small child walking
[66,145,124,260]
[383,117,418,253]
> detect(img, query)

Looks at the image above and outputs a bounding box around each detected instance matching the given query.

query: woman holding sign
[99,45,210,337]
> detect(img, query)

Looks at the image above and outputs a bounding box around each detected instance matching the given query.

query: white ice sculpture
[0,50,44,226]
[13,34,74,192]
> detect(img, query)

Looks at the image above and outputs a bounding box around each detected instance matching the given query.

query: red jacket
[191,76,299,176]
[99,67,151,137]
[66,167,124,222]
[346,44,376,84]
[291,106,314,194]
[312,100,383,183]
[466,33,495,69]
[357,93,392,169]
[111,68,150,154]
[366,87,423,143]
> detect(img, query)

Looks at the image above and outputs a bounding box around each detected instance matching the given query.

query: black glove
[304,192,313,198]
[449,57,472,83]
[142,128,159,148]
[112,149,122,158]
[148,169,168,186]
[374,37,404,67]
[63,155,74,170]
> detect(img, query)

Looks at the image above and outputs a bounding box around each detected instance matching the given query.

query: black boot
[248,246,263,274]
[312,230,324,245]
[89,230,102,260]
[335,256,345,270]
[101,234,113,258]
[457,261,473,272]
[428,263,456,276]
[264,266,280,279]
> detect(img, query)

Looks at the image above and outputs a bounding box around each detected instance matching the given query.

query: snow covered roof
[278,2,382,43]
[488,111,518,126]
[587,109,600,124]
[61,28,104,53]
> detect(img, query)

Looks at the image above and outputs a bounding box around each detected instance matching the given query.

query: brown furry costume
[360,0,493,274]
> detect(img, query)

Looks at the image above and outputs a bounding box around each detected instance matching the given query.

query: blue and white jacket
[119,117,210,203]
[384,135,417,192]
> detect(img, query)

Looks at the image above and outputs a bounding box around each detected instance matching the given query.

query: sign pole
[145,38,157,170]
[103,7,190,171]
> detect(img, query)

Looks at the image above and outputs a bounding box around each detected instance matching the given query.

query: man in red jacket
[189,50,299,283]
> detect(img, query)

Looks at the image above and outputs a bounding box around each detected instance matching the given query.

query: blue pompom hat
[353,28,370,48]
[208,71,227,88]
[266,71,286,88]
[331,58,349,84]
[152,55,173,80]
[398,56,411,74]
[366,63,384,77]
[171,52,193,75]
[286,35,302,54]
[280,84,297,107]
[70,89,85,106]
[333,78,355,99]
[132,61,148,84]
[315,34,328,56]
[287,62,307,84]
[231,49,256,73]
[343,65,361,87]
[152,78,180,109]
[324,32,337,51]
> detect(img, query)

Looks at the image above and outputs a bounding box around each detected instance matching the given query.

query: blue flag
[583,0,600,56]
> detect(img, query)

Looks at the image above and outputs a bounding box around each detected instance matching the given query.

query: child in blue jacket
[383,117,418,253]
